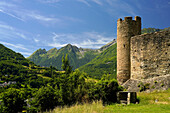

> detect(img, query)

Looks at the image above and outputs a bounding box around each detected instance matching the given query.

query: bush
[22,62,29,67]
[30,86,62,111]
[42,71,51,77]
[97,79,123,104]
[1,88,26,113]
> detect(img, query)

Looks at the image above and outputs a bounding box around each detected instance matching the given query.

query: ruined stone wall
[131,30,170,79]
[117,16,141,84]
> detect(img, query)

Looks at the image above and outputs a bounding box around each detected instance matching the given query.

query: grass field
[51,89,170,113]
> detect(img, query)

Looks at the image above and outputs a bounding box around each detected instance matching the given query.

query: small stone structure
[116,16,170,90]
[117,91,137,104]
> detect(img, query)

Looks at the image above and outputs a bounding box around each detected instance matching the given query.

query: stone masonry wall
[130,30,170,80]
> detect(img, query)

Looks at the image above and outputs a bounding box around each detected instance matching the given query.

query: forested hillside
[0,44,35,76]
[79,43,117,79]
[28,44,100,70]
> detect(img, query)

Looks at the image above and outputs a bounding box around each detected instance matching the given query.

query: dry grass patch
[52,101,105,113]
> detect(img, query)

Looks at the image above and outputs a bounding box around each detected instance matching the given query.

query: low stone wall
[122,74,170,92]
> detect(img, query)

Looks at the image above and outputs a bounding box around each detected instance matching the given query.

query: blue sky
[0,0,169,57]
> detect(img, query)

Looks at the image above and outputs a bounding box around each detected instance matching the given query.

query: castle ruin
[117,16,170,89]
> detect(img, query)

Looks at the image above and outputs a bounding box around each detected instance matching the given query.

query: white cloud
[0,1,60,24]
[77,0,91,7]
[16,33,27,39]
[20,51,32,56]
[0,1,81,26]
[48,43,67,48]
[47,32,114,49]
[0,41,29,51]
[27,13,60,22]
[0,23,14,30]
[0,40,33,57]
[92,0,103,6]
[34,39,40,43]
[0,9,25,22]
[38,0,60,3]
[0,1,16,7]
[103,0,137,17]
[0,22,28,40]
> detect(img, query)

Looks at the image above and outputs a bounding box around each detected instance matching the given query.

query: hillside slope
[28,44,100,70]
[79,43,117,79]
[0,44,35,76]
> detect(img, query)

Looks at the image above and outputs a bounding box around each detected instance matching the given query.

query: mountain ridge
[27,39,116,70]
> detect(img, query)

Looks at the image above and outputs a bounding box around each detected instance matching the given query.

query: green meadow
[52,89,170,113]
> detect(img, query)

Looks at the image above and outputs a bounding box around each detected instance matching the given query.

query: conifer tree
[61,54,72,74]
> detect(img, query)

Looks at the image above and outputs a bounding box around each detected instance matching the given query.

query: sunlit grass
[37,74,52,79]
[52,101,104,113]
[51,89,170,113]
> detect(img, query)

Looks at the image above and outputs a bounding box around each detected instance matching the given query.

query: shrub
[42,71,51,77]
[1,88,26,113]
[30,86,62,112]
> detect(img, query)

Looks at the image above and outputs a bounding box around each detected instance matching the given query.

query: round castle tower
[117,16,141,85]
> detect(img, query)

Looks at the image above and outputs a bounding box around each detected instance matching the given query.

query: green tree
[31,86,62,112]
[61,54,72,74]
[1,88,25,113]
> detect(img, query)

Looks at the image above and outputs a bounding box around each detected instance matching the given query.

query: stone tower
[117,16,141,84]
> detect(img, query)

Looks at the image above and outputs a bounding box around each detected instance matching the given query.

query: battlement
[117,16,141,23]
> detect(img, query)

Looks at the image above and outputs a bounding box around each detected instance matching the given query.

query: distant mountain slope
[141,27,170,34]
[28,44,100,70]
[99,39,116,51]
[79,43,117,79]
